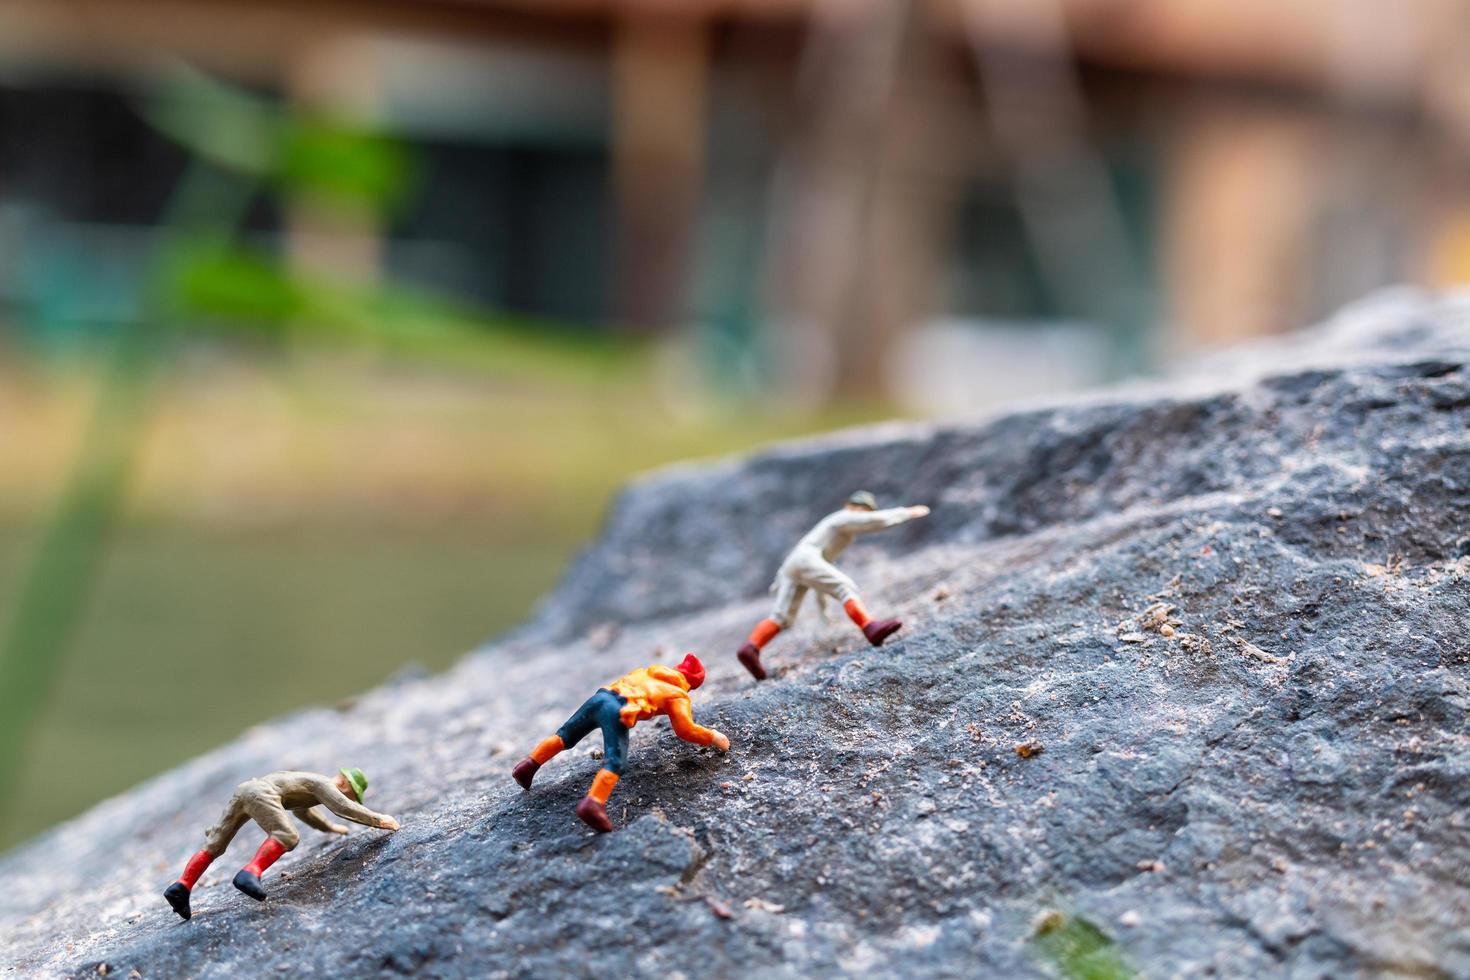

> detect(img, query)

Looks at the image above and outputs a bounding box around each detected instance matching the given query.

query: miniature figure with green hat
[163,768,400,920]
[339,767,369,802]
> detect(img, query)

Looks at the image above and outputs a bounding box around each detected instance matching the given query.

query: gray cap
[846,490,877,510]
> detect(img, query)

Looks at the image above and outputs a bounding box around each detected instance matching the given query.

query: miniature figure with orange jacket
[512,654,728,832]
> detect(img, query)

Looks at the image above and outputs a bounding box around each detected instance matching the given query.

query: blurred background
[3,0,1470,850]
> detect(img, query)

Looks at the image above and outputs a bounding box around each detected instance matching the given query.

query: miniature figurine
[512,653,729,832]
[163,768,399,920]
[735,490,930,680]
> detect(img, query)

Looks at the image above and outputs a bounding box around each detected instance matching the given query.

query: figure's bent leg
[233,803,298,901]
[514,694,601,789]
[845,595,906,645]
[814,563,902,647]
[857,603,902,646]
[845,592,901,645]
[575,769,620,834]
[178,850,216,887]
[748,618,782,649]
[165,804,247,920]
[738,580,805,681]
[576,699,630,832]
[233,838,286,901]
[165,850,215,921]
[736,626,774,680]
[513,735,565,790]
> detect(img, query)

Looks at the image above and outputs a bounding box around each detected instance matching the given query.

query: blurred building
[2,0,1469,409]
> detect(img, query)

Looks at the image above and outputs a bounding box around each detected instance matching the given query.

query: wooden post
[1162,101,1317,349]
[610,13,708,331]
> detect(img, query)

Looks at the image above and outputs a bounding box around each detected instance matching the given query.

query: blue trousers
[556,689,630,775]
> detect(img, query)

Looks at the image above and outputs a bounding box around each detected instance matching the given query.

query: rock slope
[3,288,1470,978]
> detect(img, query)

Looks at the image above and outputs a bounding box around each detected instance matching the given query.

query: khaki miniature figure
[163,768,399,920]
[736,490,930,679]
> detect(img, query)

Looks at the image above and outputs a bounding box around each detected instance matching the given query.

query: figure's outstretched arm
[293,805,349,835]
[318,785,399,830]
[842,505,930,534]
[667,698,729,751]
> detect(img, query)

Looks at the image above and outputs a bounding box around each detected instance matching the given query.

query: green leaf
[162,244,301,327]
[1032,912,1135,980]
[277,118,413,209]
[141,64,281,176]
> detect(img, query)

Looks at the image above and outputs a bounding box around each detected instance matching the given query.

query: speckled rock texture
[3,289,1470,979]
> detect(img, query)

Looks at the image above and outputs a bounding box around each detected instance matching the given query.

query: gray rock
[4,288,1470,979]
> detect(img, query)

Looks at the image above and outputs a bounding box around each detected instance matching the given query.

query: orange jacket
[607,665,717,746]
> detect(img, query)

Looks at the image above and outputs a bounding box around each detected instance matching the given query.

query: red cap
[675,653,705,690]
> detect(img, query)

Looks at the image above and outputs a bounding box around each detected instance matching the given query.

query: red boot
[516,735,564,790]
[863,619,902,646]
[736,642,767,680]
[576,796,614,833]
[512,758,540,790]
[577,769,619,832]
[737,620,781,681]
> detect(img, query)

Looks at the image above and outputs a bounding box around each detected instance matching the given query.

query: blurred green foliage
[165,244,301,325]
[0,63,591,822]
[144,64,413,210]
[278,117,413,209]
[0,345,151,827]
[1033,912,1135,980]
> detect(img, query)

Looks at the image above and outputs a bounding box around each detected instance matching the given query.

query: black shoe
[233,870,267,901]
[164,882,193,920]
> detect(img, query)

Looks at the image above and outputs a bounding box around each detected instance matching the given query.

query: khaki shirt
[776,507,920,580]
[251,771,389,828]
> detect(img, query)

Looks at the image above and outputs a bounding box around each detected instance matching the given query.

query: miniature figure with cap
[736,490,930,680]
[163,768,399,920]
[512,653,729,832]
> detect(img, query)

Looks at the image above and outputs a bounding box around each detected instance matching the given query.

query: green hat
[340,767,369,803]
[847,490,877,510]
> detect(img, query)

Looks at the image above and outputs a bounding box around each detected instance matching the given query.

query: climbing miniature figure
[736,490,930,680]
[512,653,728,832]
[163,768,399,920]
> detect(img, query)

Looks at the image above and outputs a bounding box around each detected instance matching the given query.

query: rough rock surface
[4,288,1470,979]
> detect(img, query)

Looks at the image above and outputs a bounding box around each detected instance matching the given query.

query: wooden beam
[609,13,708,329]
